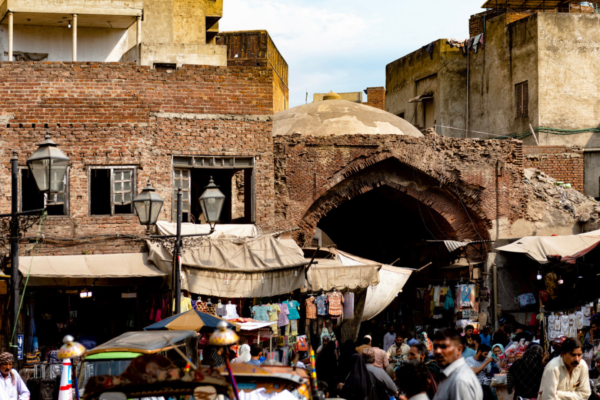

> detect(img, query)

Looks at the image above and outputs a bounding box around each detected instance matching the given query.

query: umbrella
[144,309,236,332]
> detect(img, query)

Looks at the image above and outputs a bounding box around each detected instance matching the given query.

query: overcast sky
[220,0,485,108]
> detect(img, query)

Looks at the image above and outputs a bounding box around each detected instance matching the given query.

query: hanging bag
[518,285,536,308]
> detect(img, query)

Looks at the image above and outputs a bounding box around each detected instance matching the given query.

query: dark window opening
[90,168,135,216]
[516,81,529,119]
[397,112,405,119]
[153,63,176,71]
[21,168,67,216]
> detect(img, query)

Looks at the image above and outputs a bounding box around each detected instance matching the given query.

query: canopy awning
[156,221,259,237]
[86,330,197,356]
[19,253,166,286]
[147,232,307,298]
[496,229,600,264]
[362,265,413,321]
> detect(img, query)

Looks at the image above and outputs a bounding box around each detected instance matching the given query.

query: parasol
[144,309,236,332]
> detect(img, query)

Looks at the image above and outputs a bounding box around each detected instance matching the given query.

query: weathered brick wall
[523,145,584,190]
[364,87,385,111]
[274,133,525,243]
[469,10,506,37]
[0,61,274,256]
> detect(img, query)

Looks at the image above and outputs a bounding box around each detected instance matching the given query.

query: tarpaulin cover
[147,233,307,298]
[496,229,600,264]
[18,253,166,286]
[361,265,413,322]
[86,330,197,356]
[306,259,381,291]
[144,309,236,332]
[156,221,258,237]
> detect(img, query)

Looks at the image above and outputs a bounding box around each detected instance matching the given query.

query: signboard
[121,293,137,298]
[17,334,24,360]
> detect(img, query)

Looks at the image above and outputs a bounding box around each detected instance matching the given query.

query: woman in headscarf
[316,341,338,395]
[232,344,251,364]
[202,345,226,368]
[337,339,357,386]
[490,343,506,372]
[337,354,377,400]
[507,344,546,400]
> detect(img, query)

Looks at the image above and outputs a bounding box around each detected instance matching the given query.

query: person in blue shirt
[480,326,491,348]
[247,344,263,366]
[462,335,477,358]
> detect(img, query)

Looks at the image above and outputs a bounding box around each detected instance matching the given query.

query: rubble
[523,168,598,222]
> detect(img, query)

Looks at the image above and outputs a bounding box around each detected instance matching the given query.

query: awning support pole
[174,188,182,315]
[10,151,19,361]
[8,12,13,62]
[72,14,77,62]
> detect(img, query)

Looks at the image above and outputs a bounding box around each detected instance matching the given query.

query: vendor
[0,353,30,400]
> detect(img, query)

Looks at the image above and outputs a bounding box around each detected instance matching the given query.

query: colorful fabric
[277,303,289,327]
[252,305,270,321]
[305,298,317,320]
[327,291,344,317]
[315,295,328,316]
[284,300,300,320]
[268,304,280,322]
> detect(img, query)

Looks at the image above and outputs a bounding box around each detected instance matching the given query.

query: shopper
[408,342,441,399]
[462,335,476,359]
[232,344,251,364]
[337,354,378,400]
[386,335,410,377]
[480,326,492,348]
[492,319,510,348]
[383,325,397,352]
[538,338,590,400]
[356,335,372,355]
[363,348,398,398]
[316,341,338,394]
[431,328,482,400]
[203,345,226,368]
[465,344,494,400]
[337,339,357,388]
[464,325,475,350]
[396,361,430,400]
[0,352,30,400]
[248,345,263,366]
[590,355,600,380]
[490,344,506,371]
[507,344,546,400]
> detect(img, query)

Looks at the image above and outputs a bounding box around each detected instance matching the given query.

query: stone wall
[0,61,274,256]
[523,146,584,191]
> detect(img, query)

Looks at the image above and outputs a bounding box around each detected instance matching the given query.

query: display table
[491,375,512,400]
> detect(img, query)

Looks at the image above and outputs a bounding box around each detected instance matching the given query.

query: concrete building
[216,30,289,113]
[386,1,600,197]
[0,0,226,66]
[313,87,386,110]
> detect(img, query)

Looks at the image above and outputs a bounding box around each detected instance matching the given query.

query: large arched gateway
[272,94,527,263]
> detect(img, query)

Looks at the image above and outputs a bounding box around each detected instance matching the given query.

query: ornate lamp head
[208,321,239,347]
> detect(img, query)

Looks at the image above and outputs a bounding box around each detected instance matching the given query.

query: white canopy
[19,253,167,286]
[496,229,600,263]
[156,221,258,237]
[361,265,413,321]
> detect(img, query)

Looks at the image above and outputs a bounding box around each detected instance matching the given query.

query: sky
[220,0,486,108]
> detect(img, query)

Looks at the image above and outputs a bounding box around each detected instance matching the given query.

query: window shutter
[113,169,133,205]
[516,83,523,118]
[522,82,529,118]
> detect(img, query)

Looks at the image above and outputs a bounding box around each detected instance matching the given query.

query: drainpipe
[72,14,77,62]
[8,12,13,62]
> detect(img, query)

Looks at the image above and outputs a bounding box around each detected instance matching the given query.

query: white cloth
[0,370,30,400]
[224,304,239,320]
[383,333,396,352]
[232,344,251,363]
[538,356,590,400]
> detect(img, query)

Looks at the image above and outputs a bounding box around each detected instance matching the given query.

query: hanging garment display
[315,295,328,316]
[224,303,240,320]
[576,311,584,330]
[284,300,301,320]
[327,291,344,317]
[343,292,354,319]
[444,289,454,310]
[216,301,225,317]
[560,315,569,336]
[268,304,280,322]
[252,305,270,322]
[277,303,290,327]
[305,297,317,320]
[433,286,442,307]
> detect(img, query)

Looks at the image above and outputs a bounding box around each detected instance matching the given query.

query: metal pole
[10,151,20,359]
[7,12,13,62]
[174,188,182,314]
[136,16,142,65]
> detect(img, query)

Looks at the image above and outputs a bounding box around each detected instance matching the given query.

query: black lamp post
[1,133,70,358]
[133,176,225,315]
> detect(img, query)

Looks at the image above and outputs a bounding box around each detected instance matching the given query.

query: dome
[273,99,423,137]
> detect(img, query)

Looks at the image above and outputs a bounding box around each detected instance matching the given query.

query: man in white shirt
[0,353,30,400]
[539,338,590,400]
[383,326,397,352]
[386,336,410,377]
[397,361,430,400]
[431,328,482,400]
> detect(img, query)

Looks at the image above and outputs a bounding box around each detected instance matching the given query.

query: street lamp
[132,181,164,229]
[1,132,70,360]
[134,177,225,315]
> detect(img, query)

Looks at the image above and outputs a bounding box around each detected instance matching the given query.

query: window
[89,167,136,216]
[20,167,69,216]
[516,81,529,118]
[397,112,405,119]
[172,156,255,224]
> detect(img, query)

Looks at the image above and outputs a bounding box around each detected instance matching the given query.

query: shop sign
[17,334,23,360]
[122,293,137,298]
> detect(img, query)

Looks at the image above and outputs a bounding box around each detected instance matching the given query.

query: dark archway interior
[317,185,454,266]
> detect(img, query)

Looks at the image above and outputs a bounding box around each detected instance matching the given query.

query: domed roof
[273,99,423,137]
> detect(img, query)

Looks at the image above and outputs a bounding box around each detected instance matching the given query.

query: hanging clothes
[315,295,328,316]
[277,303,290,327]
[252,305,270,322]
[327,291,344,317]
[284,300,301,320]
[472,34,482,53]
[305,298,317,320]
[224,303,239,320]
[444,289,454,310]
[343,292,354,319]
[268,304,280,322]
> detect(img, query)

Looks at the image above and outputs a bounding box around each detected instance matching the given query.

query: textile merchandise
[277,303,289,327]
[305,297,316,320]
[315,295,328,316]
[327,291,343,317]
[343,292,354,319]
[283,300,300,320]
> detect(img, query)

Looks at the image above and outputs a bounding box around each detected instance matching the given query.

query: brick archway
[294,155,491,246]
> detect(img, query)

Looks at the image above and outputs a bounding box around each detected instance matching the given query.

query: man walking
[465,344,494,400]
[363,348,398,398]
[539,338,590,400]
[384,326,397,352]
[397,361,430,400]
[408,342,441,399]
[0,352,30,400]
[492,319,510,348]
[431,328,482,400]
